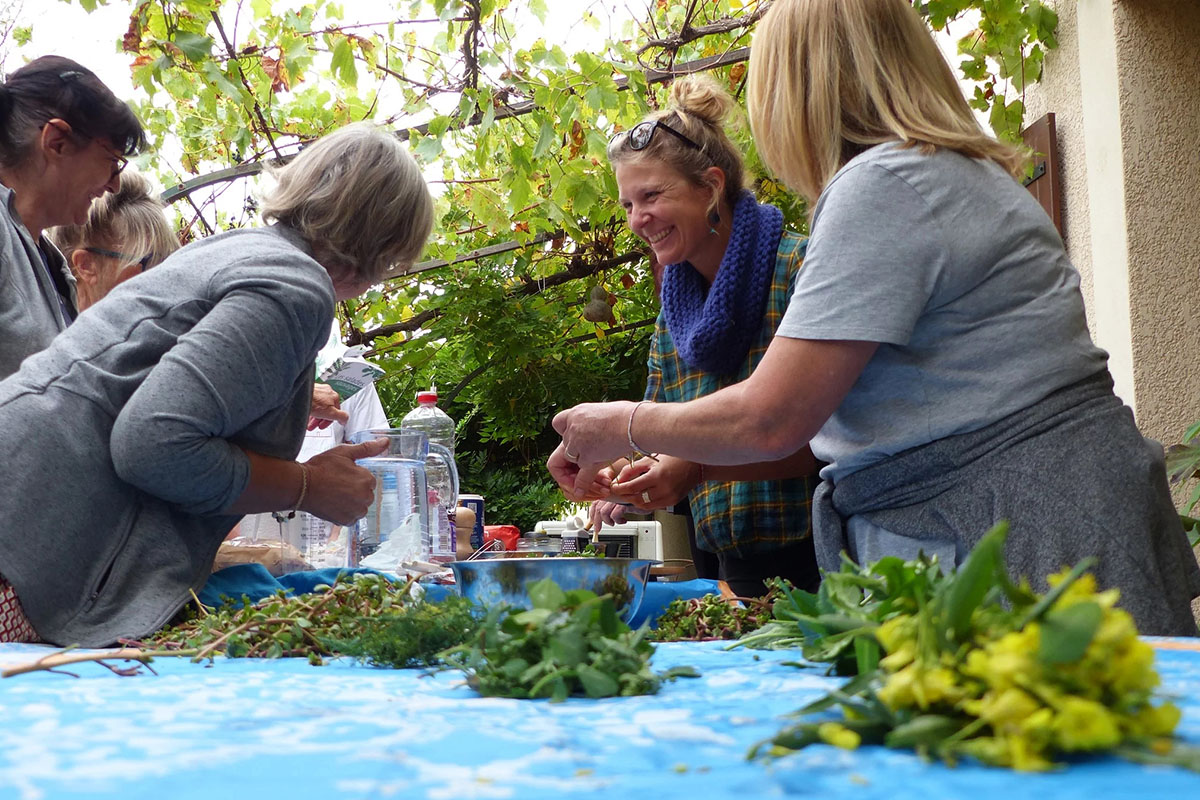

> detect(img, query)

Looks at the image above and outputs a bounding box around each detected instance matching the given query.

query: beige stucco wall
[1025,0,1200,447]
[1111,0,1200,446]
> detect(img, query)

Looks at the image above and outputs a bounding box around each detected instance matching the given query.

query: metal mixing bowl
[448,557,657,622]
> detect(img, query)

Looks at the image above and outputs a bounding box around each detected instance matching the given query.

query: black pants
[678,502,820,597]
[718,537,820,598]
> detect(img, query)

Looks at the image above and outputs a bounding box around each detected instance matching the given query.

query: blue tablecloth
[0,636,1198,799]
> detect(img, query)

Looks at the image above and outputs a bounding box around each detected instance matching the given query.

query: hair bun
[667,74,737,127]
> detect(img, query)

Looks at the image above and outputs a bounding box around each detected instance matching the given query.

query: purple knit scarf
[660,192,784,375]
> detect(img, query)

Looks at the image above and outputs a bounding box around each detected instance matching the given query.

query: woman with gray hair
[0,123,434,646]
[49,169,179,311]
[0,54,145,378]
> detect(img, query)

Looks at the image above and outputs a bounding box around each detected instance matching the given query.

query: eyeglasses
[44,118,129,178]
[84,247,151,273]
[106,152,129,178]
[610,120,703,152]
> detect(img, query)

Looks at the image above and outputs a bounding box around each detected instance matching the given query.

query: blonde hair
[49,169,178,269]
[607,74,749,211]
[259,123,434,284]
[747,0,1027,203]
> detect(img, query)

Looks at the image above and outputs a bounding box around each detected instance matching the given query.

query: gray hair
[48,169,178,269]
[259,123,434,284]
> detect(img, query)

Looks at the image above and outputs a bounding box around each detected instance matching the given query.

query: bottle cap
[416,389,438,403]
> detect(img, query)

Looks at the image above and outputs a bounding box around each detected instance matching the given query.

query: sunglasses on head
[84,247,151,273]
[611,119,702,152]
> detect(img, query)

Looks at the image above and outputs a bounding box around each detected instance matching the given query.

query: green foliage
[147,573,429,664]
[652,588,777,642]
[51,1,1059,527]
[451,451,568,532]
[924,0,1059,141]
[733,541,954,675]
[325,594,479,668]
[440,577,699,701]
[1167,420,1200,547]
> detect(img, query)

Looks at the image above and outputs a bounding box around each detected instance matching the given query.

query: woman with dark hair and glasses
[0,55,144,378]
[548,74,822,598]
[49,169,179,311]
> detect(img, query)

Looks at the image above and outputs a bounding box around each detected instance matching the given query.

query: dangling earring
[708,209,720,235]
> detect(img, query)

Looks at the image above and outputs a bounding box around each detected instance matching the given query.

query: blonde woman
[548,0,1200,634]
[49,170,178,310]
[0,123,433,646]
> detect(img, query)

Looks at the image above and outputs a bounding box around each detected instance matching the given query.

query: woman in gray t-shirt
[548,0,1200,634]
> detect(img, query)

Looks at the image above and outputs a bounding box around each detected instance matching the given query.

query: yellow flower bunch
[751,524,1198,773]
[865,566,1183,770]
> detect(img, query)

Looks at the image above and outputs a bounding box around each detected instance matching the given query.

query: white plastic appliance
[533,517,664,561]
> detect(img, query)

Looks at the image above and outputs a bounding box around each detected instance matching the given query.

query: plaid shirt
[644,231,818,556]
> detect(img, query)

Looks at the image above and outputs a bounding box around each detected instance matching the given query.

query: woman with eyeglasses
[0,55,143,379]
[550,74,822,598]
[49,169,178,311]
[0,123,433,646]
[549,0,1200,634]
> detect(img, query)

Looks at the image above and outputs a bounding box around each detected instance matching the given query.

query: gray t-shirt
[776,142,1108,481]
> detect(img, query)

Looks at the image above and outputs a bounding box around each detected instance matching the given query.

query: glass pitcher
[347,428,458,568]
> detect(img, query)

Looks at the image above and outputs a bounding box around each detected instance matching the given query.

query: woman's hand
[589,500,628,533]
[550,400,641,497]
[308,382,349,430]
[547,442,604,501]
[609,455,700,512]
[301,437,389,524]
[551,400,638,464]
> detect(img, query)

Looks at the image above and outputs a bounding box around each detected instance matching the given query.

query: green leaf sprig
[732,549,948,675]
[440,577,699,702]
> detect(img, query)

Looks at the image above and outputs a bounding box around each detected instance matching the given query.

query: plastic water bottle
[401,386,457,560]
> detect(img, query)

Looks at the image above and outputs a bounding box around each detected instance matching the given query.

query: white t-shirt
[776,142,1108,482]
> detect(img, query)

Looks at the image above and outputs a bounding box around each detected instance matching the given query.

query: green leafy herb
[146,573,428,665]
[731,548,948,675]
[324,595,479,668]
[652,590,777,642]
[440,577,699,701]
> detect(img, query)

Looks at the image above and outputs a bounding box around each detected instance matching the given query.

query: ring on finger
[564,445,580,461]
[641,490,652,504]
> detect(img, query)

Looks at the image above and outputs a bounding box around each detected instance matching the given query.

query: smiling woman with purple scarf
[547,75,822,597]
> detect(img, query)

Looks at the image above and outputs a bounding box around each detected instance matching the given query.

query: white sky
[9,1,136,95]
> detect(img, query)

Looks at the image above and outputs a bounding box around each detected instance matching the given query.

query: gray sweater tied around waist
[812,371,1200,636]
